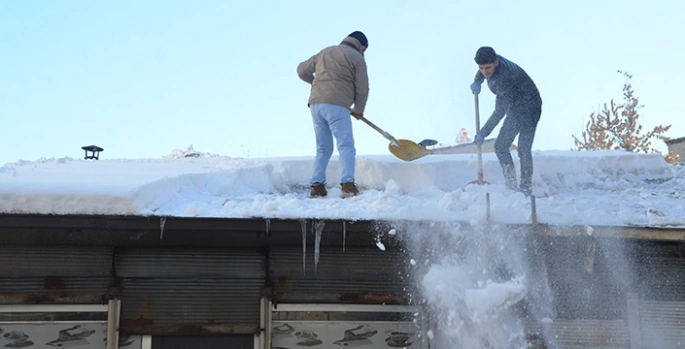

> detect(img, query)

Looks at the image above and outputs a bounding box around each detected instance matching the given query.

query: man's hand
[350,109,363,120]
[470,82,481,95]
[474,134,485,145]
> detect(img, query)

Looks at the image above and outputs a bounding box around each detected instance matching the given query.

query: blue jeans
[309,103,356,184]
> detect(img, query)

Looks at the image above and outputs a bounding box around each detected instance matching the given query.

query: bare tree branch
[572,71,674,162]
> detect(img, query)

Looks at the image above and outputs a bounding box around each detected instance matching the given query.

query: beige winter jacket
[297,36,369,113]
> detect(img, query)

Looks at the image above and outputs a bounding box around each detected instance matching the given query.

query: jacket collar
[340,37,364,54]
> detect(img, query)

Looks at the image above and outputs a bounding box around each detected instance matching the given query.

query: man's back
[297,36,369,113]
[487,55,541,106]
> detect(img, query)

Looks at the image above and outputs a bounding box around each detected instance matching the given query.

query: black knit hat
[348,31,368,48]
[474,46,497,64]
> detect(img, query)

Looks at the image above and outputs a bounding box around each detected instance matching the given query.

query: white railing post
[106,299,121,349]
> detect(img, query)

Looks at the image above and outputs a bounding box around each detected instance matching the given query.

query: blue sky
[1,0,682,164]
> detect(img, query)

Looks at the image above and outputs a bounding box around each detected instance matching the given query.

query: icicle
[342,221,347,252]
[312,221,318,268]
[298,219,307,275]
[314,220,325,273]
[265,219,271,237]
[159,217,167,240]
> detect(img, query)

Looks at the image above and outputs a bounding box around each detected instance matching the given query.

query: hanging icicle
[298,219,307,275]
[159,217,167,240]
[265,219,271,237]
[314,220,325,273]
[342,221,347,253]
[311,222,315,270]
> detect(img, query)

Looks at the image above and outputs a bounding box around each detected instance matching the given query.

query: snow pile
[1,149,683,227]
[413,222,546,349]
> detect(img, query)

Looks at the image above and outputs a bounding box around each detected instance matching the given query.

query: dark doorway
[152,335,253,349]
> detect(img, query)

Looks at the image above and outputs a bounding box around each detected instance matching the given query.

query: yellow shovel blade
[388,139,433,162]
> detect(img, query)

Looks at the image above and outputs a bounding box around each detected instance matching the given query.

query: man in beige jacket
[297,31,369,198]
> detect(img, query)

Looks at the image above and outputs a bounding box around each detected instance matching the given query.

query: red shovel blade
[467,171,490,186]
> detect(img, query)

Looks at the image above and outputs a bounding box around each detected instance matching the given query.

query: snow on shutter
[116,247,265,335]
[269,247,414,304]
[0,246,113,304]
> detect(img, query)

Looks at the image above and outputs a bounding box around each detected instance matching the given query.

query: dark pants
[494,103,541,192]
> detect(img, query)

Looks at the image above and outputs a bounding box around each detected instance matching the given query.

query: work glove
[474,134,485,145]
[470,82,481,95]
[350,109,363,120]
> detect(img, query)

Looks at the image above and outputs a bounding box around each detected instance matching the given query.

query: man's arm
[473,71,485,84]
[479,95,509,137]
[352,59,369,113]
[296,54,317,84]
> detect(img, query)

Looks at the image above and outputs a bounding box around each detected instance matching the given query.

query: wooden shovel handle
[354,114,397,142]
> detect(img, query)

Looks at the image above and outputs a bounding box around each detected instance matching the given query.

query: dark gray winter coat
[473,55,542,137]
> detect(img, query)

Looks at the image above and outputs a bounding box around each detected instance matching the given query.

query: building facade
[0,214,684,348]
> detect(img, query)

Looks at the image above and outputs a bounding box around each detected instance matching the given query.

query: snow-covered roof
[665,136,685,145]
[1,149,683,228]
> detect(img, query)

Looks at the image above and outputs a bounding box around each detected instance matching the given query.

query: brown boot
[309,182,327,198]
[340,182,359,198]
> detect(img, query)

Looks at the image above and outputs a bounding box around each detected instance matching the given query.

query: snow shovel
[353,112,432,162]
[468,93,490,185]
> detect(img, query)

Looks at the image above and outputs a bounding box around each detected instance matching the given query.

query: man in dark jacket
[297,31,369,198]
[470,46,542,195]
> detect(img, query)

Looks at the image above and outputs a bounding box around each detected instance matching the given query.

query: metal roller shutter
[638,300,685,349]
[269,247,414,304]
[116,247,266,335]
[0,246,113,304]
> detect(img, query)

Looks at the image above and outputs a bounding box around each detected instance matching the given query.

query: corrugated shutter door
[0,246,112,304]
[269,247,414,304]
[634,244,685,301]
[525,319,629,348]
[634,245,685,348]
[116,248,265,335]
[639,300,685,349]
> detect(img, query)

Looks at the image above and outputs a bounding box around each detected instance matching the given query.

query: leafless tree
[572,71,677,162]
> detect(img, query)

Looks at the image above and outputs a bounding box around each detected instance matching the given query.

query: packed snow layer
[1,150,683,227]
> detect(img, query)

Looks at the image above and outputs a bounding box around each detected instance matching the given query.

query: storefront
[0,214,684,348]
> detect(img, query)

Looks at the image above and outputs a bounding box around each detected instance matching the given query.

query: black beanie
[348,31,368,48]
[474,46,497,64]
